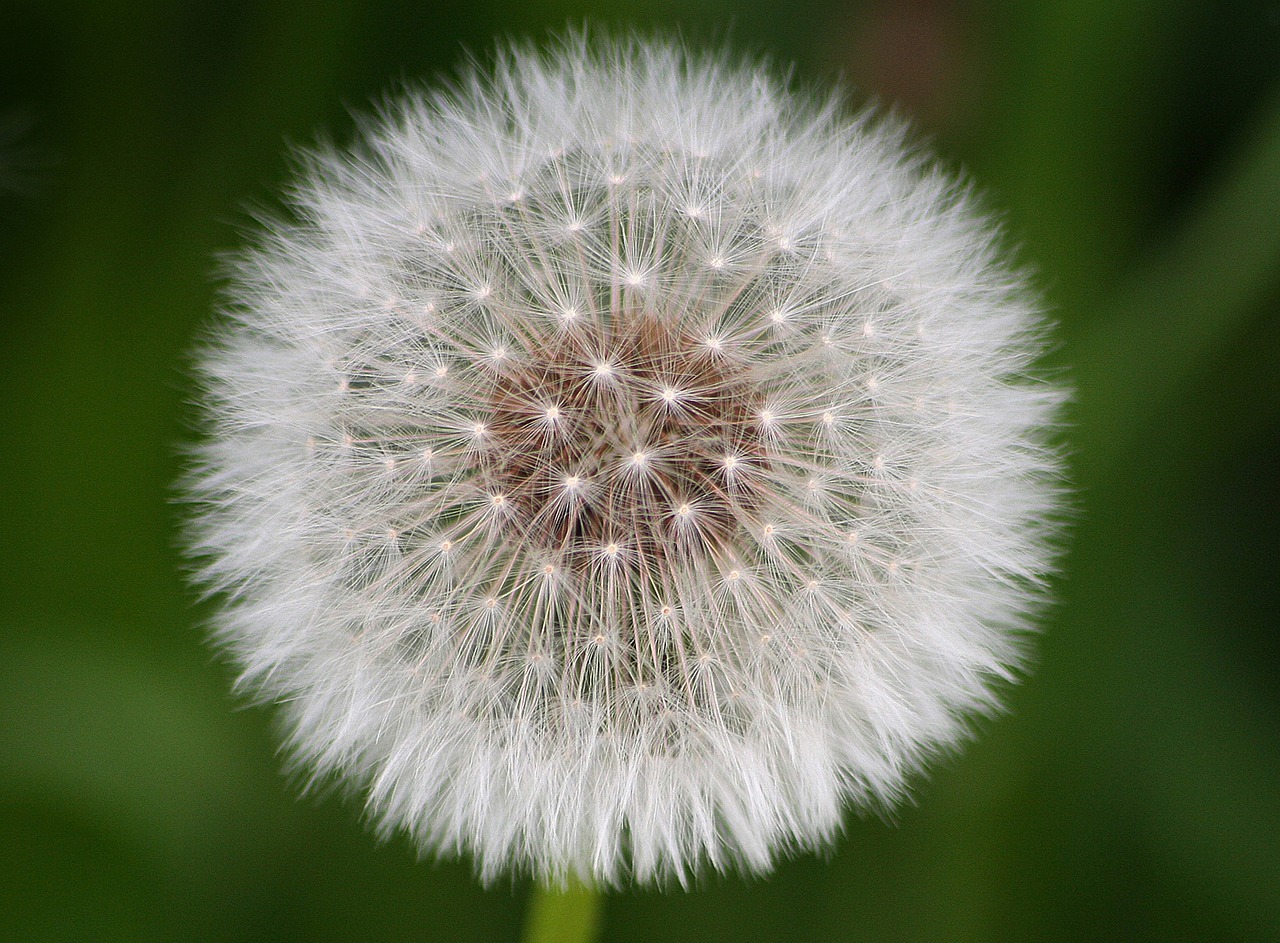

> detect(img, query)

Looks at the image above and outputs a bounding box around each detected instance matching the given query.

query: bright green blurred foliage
[2,1,1277,940]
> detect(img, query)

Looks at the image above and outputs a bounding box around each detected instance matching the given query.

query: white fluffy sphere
[186,34,1065,886]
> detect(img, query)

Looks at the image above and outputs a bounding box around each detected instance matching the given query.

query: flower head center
[480,314,768,569]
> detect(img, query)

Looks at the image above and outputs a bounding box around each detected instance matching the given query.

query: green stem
[521,878,603,943]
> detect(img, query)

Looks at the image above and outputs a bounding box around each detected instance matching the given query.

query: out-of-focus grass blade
[1069,82,1280,482]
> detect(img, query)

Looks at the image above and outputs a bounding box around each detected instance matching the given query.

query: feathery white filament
[186,34,1065,888]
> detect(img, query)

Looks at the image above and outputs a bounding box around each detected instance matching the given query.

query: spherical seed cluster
[187,36,1065,886]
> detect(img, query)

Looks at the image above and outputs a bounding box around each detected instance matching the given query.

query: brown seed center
[479,313,769,569]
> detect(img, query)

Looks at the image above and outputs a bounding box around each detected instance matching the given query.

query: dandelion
[185,33,1065,888]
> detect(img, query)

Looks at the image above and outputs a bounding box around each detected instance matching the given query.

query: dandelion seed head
[185,32,1066,889]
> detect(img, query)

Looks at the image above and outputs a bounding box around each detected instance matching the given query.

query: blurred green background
[2,1,1278,940]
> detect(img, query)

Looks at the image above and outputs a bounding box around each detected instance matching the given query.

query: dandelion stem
[521,878,603,943]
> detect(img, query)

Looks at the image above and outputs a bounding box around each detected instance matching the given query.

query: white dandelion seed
[184,33,1066,888]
